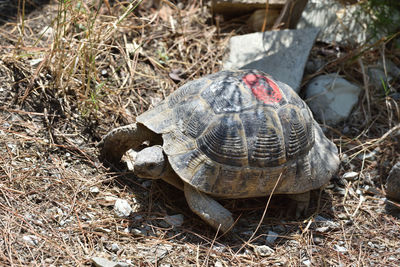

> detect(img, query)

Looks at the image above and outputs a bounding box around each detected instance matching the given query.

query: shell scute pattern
[212,167,242,195]
[139,70,322,196]
[277,106,312,159]
[172,97,212,139]
[240,108,286,167]
[168,78,210,108]
[197,115,248,167]
[201,74,254,114]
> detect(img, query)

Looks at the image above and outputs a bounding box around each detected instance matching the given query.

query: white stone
[29,58,44,66]
[315,226,330,233]
[305,74,361,125]
[124,149,137,171]
[223,28,319,92]
[303,259,312,267]
[90,186,100,194]
[334,244,347,253]
[22,235,39,246]
[357,149,378,161]
[114,199,132,217]
[342,172,359,181]
[111,243,120,252]
[91,257,129,267]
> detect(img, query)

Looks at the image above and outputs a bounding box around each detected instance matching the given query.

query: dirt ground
[0,0,399,266]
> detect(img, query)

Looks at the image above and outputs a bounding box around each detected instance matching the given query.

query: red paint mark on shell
[242,74,282,104]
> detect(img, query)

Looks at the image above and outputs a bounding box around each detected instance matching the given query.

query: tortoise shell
[137,70,327,198]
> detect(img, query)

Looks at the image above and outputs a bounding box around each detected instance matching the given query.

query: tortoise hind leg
[99,123,161,163]
[288,191,310,218]
[184,183,234,233]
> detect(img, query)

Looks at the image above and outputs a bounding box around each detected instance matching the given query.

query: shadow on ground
[110,162,334,249]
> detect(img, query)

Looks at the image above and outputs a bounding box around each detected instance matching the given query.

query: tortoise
[99,69,340,233]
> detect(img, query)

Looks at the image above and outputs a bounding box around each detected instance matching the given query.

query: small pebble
[164,214,184,227]
[131,228,147,236]
[315,226,330,233]
[342,171,359,181]
[334,244,347,253]
[358,150,378,161]
[314,215,329,222]
[91,257,129,267]
[302,259,311,267]
[114,199,132,217]
[22,235,39,246]
[313,236,323,244]
[337,213,348,220]
[141,180,152,188]
[254,245,274,257]
[90,186,100,194]
[111,243,119,252]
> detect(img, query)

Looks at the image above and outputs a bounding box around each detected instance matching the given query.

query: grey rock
[164,214,184,227]
[305,74,361,125]
[266,230,278,245]
[114,199,132,217]
[151,244,173,261]
[223,28,319,92]
[91,257,130,267]
[384,59,400,78]
[368,67,390,91]
[386,162,400,201]
[111,243,120,252]
[357,148,379,161]
[297,0,400,45]
[305,57,326,74]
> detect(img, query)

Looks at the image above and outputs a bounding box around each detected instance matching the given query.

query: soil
[0,0,399,266]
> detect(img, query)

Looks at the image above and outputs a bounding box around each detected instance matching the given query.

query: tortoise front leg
[99,123,161,163]
[184,183,234,233]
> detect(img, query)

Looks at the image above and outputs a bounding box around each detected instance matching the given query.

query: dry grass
[0,0,399,266]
